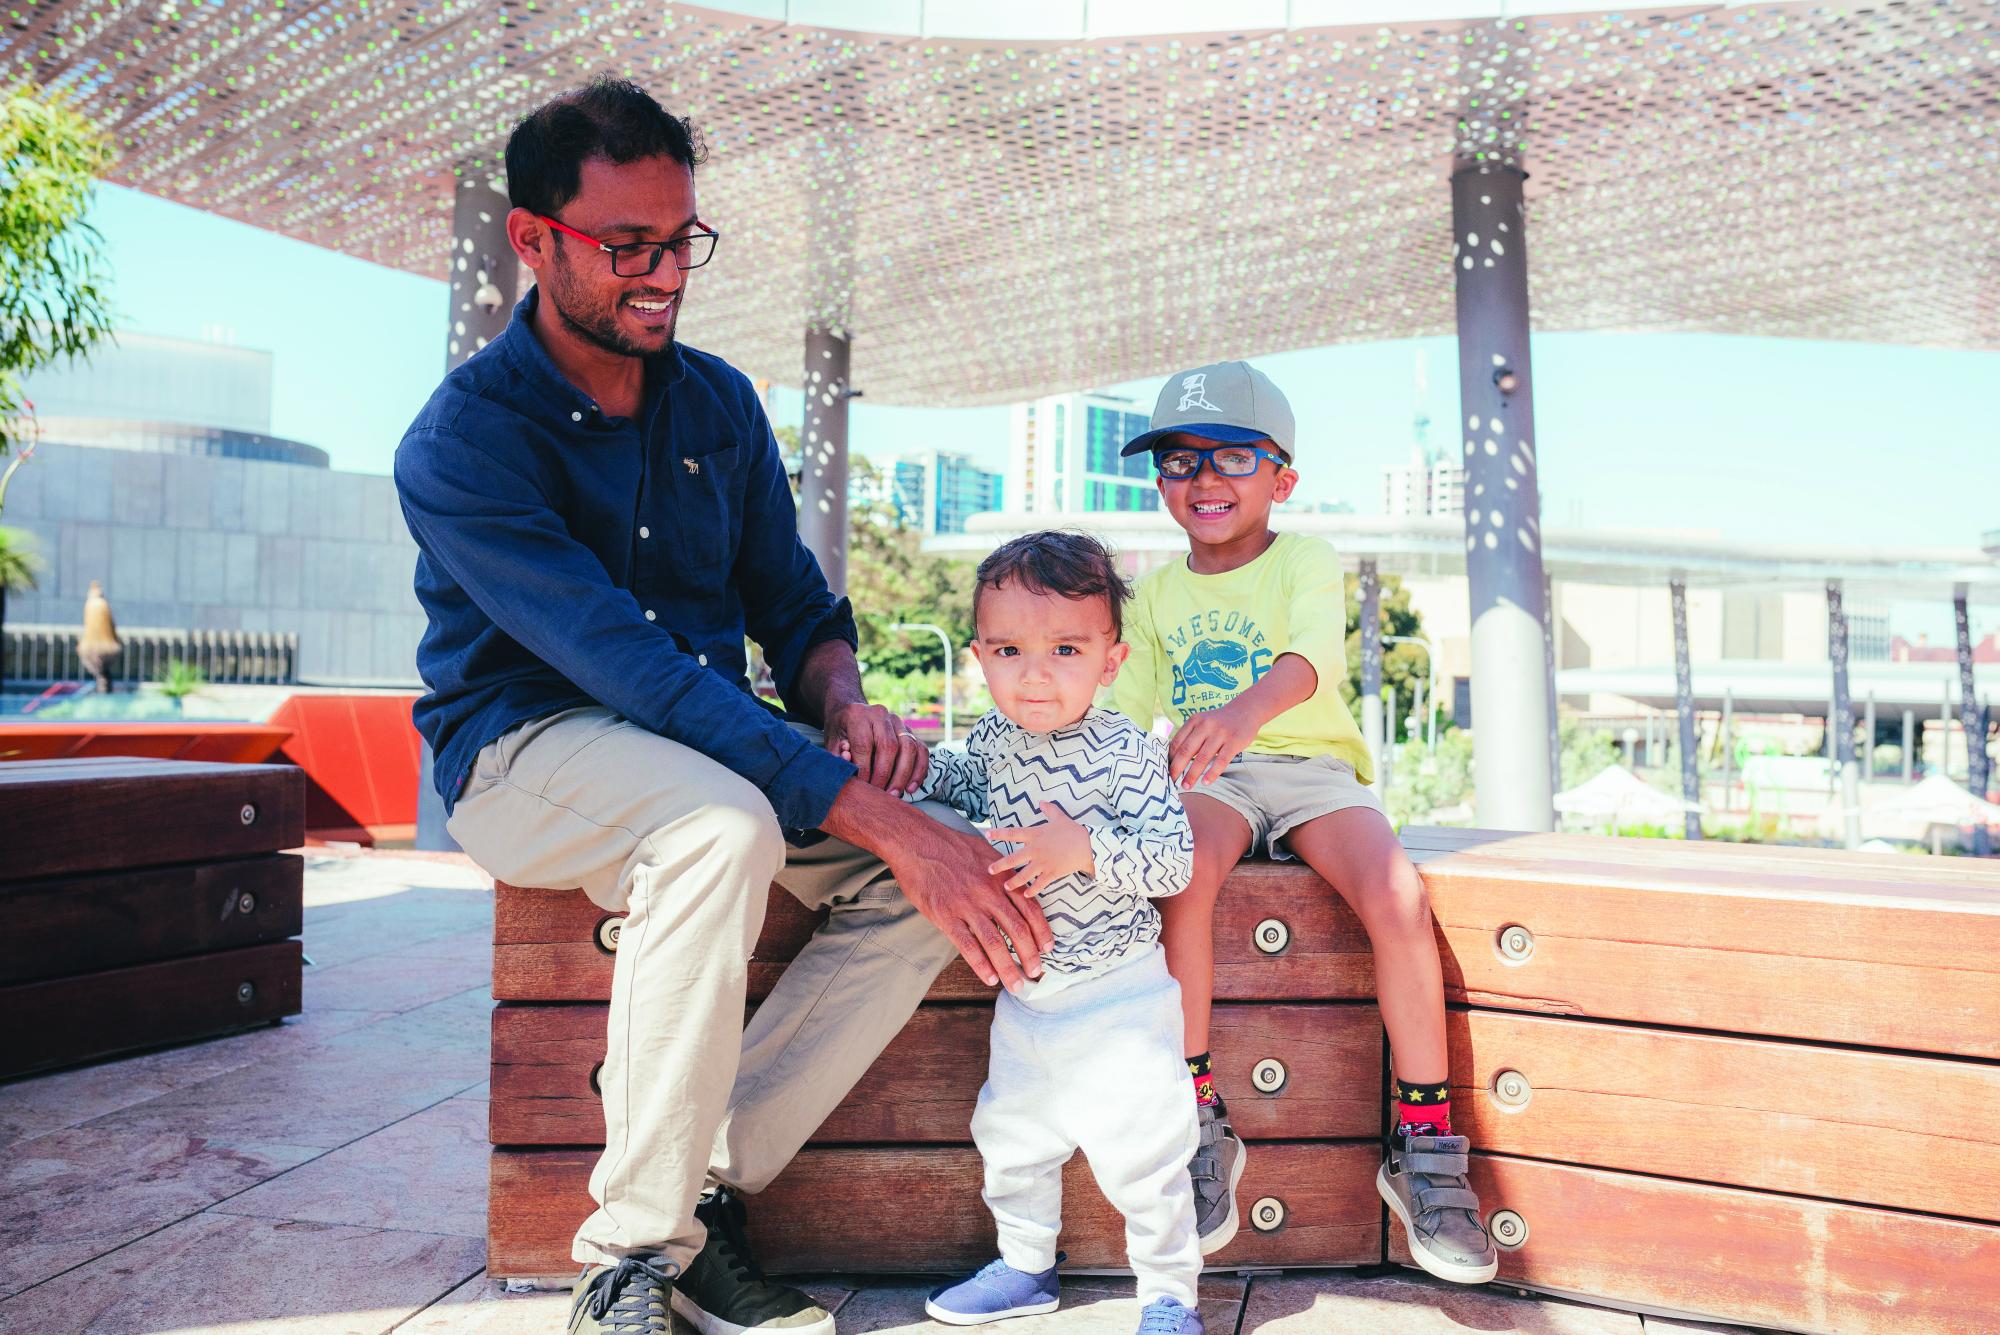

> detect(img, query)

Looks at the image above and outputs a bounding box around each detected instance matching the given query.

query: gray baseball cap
[1120,360,1296,461]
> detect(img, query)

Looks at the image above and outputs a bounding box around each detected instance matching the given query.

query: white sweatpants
[971,948,1202,1308]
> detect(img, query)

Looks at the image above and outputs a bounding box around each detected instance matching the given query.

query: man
[395,78,1051,1335]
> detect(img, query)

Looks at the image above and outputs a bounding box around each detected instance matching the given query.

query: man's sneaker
[924,1258,1062,1326]
[1136,1296,1205,1334]
[673,1187,836,1335]
[570,1255,676,1335]
[1189,1103,1247,1255]
[1377,1129,1499,1284]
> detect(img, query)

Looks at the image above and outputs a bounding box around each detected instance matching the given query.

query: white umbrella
[1857,774,2000,849]
[1554,764,1700,834]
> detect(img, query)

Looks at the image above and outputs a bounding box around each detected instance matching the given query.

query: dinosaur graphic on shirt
[1180,638,1251,691]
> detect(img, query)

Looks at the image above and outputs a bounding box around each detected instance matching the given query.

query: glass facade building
[1008,393,1161,518]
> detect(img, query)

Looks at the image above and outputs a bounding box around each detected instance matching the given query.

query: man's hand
[983,802,1093,895]
[825,700,928,798]
[819,778,1054,992]
[1169,699,1263,787]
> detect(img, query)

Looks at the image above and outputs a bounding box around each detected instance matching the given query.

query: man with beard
[395,79,1051,1335]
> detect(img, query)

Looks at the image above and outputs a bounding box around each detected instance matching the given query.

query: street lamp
[890,622,954,742]
[1384,633,1440,752]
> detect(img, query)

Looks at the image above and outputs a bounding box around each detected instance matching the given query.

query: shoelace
[581,1256,677,1332]
[1138,1299,1194,1334]
[703,1187,769,1285]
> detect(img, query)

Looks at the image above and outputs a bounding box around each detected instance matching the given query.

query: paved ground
[0,850,1756,1334]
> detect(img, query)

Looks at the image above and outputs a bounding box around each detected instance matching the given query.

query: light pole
[1384,634,1440,752]
[891,622,954,742]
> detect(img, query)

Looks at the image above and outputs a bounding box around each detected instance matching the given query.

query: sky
[76,182,2000,637]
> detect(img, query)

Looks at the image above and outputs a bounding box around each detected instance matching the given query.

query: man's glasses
[538,215,720,276]
[1154,444,1288,480]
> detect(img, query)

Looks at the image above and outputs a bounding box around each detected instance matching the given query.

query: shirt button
[570,410,583,422]
[697,654,708,666]
[644,610,656,622]
[638,526,650,539]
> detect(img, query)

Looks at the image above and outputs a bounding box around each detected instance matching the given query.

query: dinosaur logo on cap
[1178,373,1221,413]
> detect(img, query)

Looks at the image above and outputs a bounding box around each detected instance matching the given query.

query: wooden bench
[486,827,2000,1334]
[0,756,306,1078]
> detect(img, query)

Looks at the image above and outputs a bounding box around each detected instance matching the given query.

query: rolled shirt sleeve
[396,428,856,832]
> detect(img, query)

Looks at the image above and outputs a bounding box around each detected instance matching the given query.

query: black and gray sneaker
[674,1186,837,1335]
[1377,1129,1499,1284]
[570,1255,677,1335]
[1190,1103,1248,1255]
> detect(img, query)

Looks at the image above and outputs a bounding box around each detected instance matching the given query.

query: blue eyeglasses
[1154,444,1288,480]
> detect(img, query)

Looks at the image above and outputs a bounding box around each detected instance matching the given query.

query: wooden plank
[489,1140,1383,1277]
[0,758,306,881]
[489,1000,1384,1146]
[1388,1153,2000,1335]
[1446,1009,2000,1222]
[1413,847,2000,1060]
[0,940,303,1078]
[493,864,1375,1004]
[0,855,302,984]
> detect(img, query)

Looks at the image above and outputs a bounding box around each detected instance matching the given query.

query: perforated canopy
[5,1,1995,404]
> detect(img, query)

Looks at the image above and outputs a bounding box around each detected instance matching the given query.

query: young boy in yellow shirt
[1110,361,1497,1284]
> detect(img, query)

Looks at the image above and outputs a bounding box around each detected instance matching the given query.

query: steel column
[1719,688,1735,807]
[1358,559,1384,776]
[1827,581,1859,849]
[799,327,853,595]
[1902,709,1916,783]
[418,166,518,853]
[1955,584,1989,854]
[1671,577,1701,840]
[1544,572,1561,795]
[1453,163,1552,831]
[1863,693,1876,781]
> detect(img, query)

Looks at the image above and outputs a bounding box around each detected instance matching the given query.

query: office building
[890,450,1003,536]
[1007,392,1160,518]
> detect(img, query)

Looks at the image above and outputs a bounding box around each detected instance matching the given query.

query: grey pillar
[799,327,852,595]
[1453,162,1553,831]
[1671,577,1701,840]
[1941,679,1954,779]
[1863,693,1876,781]
[1359,559,1384,775]
[1902,708,1916,783]
[1383,685,1397,791]
[1719,688,1735,806]
[446,169,518,368]
[1827,581,1860,849]
[418,167,520,854]
[1543,572,1561,795]
[1954,584,1990,854]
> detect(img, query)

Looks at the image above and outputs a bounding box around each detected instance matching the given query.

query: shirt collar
[496,286,688,426]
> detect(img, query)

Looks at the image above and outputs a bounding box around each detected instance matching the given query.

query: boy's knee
[1355,865,1432,935]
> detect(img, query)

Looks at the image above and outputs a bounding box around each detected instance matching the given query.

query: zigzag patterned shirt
[911,707,1194,993]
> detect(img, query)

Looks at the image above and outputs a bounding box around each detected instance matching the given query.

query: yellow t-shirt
[1110,532,1375,785]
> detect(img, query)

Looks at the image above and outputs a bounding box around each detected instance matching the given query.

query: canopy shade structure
[1554,762,1702,826]
[4,1,1996,405]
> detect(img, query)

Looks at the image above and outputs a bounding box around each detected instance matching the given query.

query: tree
[0,524,40,694]
[2,83,116,475]
[1341,573,1438,742]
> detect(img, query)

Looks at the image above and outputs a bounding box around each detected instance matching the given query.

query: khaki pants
[449,706,963,1270]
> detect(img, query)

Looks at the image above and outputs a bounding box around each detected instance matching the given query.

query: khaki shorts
[1191,752,1383,860]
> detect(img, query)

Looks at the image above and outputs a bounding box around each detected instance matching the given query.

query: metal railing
[2,624,298,689]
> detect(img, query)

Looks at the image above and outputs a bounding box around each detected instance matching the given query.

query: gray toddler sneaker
[1189,1103,1247,1255]
[1377,1130,1499,1284]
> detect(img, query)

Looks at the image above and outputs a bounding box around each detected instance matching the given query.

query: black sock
[1187,1052,1226,1114]
[1394,1077,1452,1136]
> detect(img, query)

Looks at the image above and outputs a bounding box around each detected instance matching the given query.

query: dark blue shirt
[395,288,858,833]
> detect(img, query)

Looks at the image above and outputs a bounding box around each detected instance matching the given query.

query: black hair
[504,76,707,217]
[974,530,1133,641]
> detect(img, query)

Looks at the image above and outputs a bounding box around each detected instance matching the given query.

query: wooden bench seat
[0,757,306,1078]
[486,827,2000,1335]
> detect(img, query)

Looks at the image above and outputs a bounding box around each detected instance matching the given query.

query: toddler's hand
[982,802,1093,895]
[1169,701,1260,787]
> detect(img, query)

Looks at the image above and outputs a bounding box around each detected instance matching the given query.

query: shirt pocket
[670,442,744,576]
